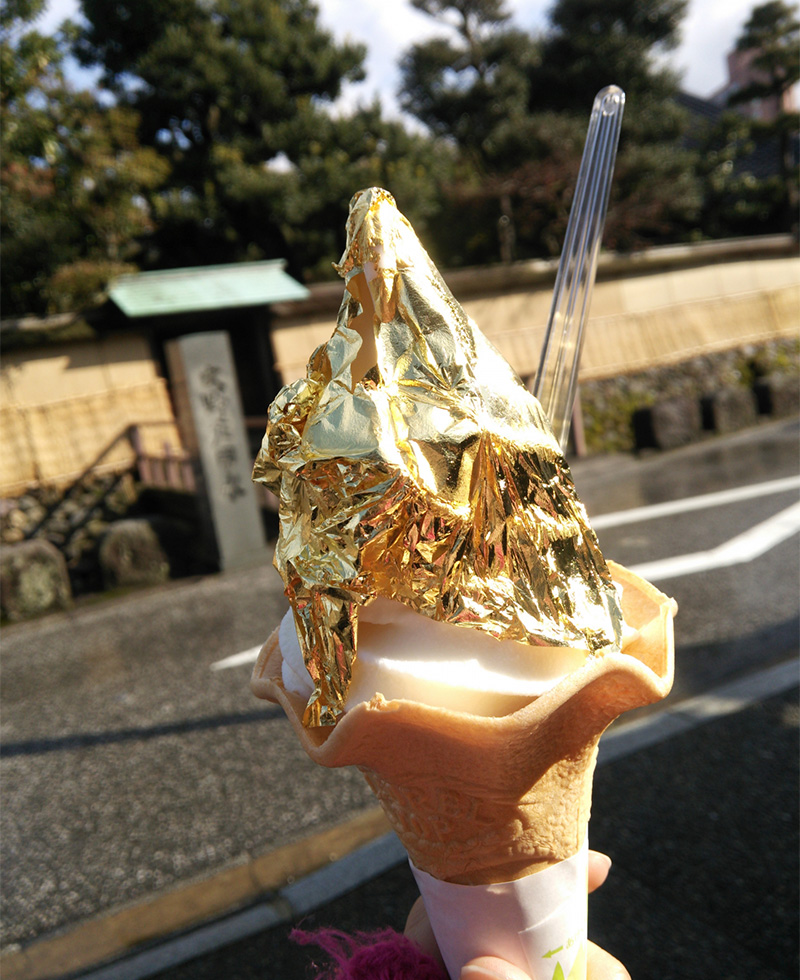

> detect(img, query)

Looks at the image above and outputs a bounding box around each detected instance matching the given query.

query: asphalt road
[2,418,798,965]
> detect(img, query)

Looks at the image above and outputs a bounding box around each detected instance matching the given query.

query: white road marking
[210,475,800,669]
[591,475,800,530]
[630,500,800,583]
[210,645,263,671]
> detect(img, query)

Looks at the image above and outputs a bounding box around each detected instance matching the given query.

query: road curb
[0,808,394,980]
[75,832,410,980]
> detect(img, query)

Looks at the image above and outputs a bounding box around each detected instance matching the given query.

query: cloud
[677,0,757,96]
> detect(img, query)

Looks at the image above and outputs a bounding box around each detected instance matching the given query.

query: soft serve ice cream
[279,598,593,716]
[279,591,641,716]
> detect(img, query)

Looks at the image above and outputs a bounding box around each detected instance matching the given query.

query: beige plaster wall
[270,253,799,387]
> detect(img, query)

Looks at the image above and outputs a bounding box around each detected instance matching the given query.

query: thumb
[461,957,531,980]
[587,940,631,979]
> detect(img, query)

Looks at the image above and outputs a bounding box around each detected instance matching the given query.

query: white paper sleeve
[410,839,588,980]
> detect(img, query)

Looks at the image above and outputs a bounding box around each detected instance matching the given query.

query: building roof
[108,260,309,318]
[676,90,724,124]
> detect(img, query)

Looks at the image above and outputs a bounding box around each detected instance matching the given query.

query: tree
[400,1,538,167]
[732,0,799,105]
[399,0,702,264]
[400,0,544,262]
[2,0,74,313]
[3,0,452,313]
[728,1,799,229]
[691,109,790,238]
[72,0,377,275]
[534,0,688,106]
[532,0,701,249]
[273,103,457,279]
[1,0,168,315]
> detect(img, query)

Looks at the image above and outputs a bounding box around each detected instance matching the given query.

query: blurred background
[1,1,798,978]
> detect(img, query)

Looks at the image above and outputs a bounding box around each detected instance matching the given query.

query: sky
[38,0,763,113]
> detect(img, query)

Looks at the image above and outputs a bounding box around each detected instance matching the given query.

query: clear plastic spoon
[532,85,625,450]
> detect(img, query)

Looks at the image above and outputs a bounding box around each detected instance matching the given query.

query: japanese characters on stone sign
[198,364,247,503]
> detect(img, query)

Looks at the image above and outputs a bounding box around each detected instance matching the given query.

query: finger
[587,940,631,980]
[461,956,531,979]
[404,895,445,966]
[588,850,613,893]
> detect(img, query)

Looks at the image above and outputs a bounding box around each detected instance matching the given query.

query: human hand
[404,850,630,980]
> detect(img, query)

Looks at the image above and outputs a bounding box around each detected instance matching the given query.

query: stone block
[702,387,758,434]
[165,332,266,571]
[0,539,72,621]
[754,374,800,419]
[98,519,170,590]
[633,397,702,451]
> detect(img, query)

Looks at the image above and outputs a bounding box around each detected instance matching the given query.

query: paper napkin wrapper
[411,840,589,980]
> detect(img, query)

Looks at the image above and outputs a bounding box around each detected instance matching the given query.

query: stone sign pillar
[166,332,266,570]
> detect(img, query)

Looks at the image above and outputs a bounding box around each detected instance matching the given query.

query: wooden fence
[130,427,196,493]
[0,379,183,497]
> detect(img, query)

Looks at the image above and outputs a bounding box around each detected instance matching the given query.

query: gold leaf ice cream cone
[250,187,676,979]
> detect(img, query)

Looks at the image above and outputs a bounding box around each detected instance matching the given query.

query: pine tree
[73,0,370,274]
[732,0,799,107]
[399,0,702,264]
[400,0,543,262]
[1,0,168,315]
[534,0,688,107]
[532,0,700,250]
[727,1,799,229]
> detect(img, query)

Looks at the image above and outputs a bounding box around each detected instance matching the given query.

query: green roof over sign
[108,260,309,317]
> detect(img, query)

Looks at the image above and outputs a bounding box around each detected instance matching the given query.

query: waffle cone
[252,561,675,885]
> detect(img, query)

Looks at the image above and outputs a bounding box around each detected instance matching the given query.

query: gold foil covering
[253,188,623,727]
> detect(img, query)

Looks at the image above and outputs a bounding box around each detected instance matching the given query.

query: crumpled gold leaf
[253,187,623,727]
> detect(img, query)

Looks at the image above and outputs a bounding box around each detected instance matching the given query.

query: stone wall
[580,337,799,454]
[0,472,140,594]
[0,475,207,611]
